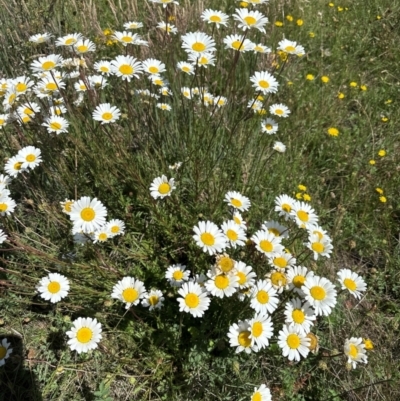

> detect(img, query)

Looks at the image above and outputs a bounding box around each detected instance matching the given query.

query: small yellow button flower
[378,149,386,157]
[384,99,392,104]
[286,15,294,22]
[298,184,307,191]
[350,81,358,87]
[240,1,249,7]
[306,74,315,80]
[337,6,343,11]
[327,127,339,136]
[328,2,334,7]
[363,339,374,350]
[375,188,383,194]
[379,196,387,203]
[295,192,303,200]
[338,92,345,99]
[297,19,304,26]
[360,85,367,91]
[309,32,315,38]
[369,160,376,165]
[321,76,330,83]
[381,117,388,122]
[376,15,381,20]
[303,194,311,201]
[275,21,284,27]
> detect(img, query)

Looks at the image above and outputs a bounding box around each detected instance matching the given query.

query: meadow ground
[0,0,399,400]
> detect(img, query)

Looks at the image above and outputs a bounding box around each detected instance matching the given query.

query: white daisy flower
[74,80,89,92]
[214,96,228,108]
[157,103,171,111]
[55,33,83,46]
[262,220,288,238]
[69,196,107,234]
[149,175,176,199]
[233,8,269,32]
[113,31,139,45]
[0,175,11,186]
[42,115,69,134]
[224,191,251,211]
[0,114,9,129]
[49,105,67,116]
[249,314,274,350]
[0,229,7,244]
[215,254,236,275]
[227,320,258,354]
[88,75,108,89]
[2,88,18,111]
[268,252,296,271]
[124,21,143,30]
[94,60,112,76]
[17,146,42,170]
[232,211,246,230]
[205,268,239,298]
[337,269,367,299]
[60,199,74,215]
[344,337,368,369]
[92,227,112,243]
[302,275,337,316]
[150,75,168,87]
[307,234,333,260]
[0,338,13,366]
[142,58,166,75]
[278,39,305,56]
[286,265,314,295]
[265,270,289,293]
[66,317,102,354]
[0,196,16,216]
[159,87,172,96]
[142,289,164,310]
[250,384,272,401]
[157,22,178,35]
[251,230,284,257]
[188,52,216,68]
[250,280,279,315]
[111,276,147,309]
[261,118,278,134]
[74,39,96,54]
[29,33,53,43]
[269,103,291,118]
[30,54,63,73]
[273,141,286,152]
[166,264,190,287]
[290,201,319,229]
[223,34,255,52]
[92,103,121,124]
[4,156,26,177]
[201,9,229,28]
[111,55,143,81]
[253,43,271,54]
[248,100,263,112]
[176,61,195,75]
[284,298,316,334]
[274,194,296,220]
[37,273,70,303]
[149,0,179,8]
[250,71,279,94]
[221,220,246,248]
[177,281,210,317]
[181,31,216,56]
[193,220,227,255]
[106,219,125,237]
[307,224,329,241]
[13,76,34,95]
[278,324,310,361]
[234,261,256,289]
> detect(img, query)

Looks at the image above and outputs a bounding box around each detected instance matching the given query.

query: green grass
[1,0,400,400]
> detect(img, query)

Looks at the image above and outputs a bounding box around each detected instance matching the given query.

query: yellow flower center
[122,288,139,303]
[226,229,238,241]
[102,112,113,121]
[47,281,61,294]
[50,122,62,130]
[285,45,296,52]
[293,275,305,288]
[244,16,257,25]
[348,344,358,358]
[98,233,108,241]
[311,242,324,253]
[0,346,6,359]
[22,116,31,123]
[65,38,76,45]
[149,66,159,74]
[200,232,215,246]
[0,119,4,125]
[259,80,269,89]
[310,285,326,301]
[182,66,190,72]
[46,82,58,91]
[192,42,206,52]
[210,15,221,22]
[77,45,88,52]
[252,392,262,401]
[158,182,171,195]
[252,322,263,337]
[259,240,273,253]
[343,278,357,291]
[16,83,27,92]
[121,36,132,43]
[254,46,264,52]
[25,154,36,162]
[111,226,120,233]
[76,327,93,343]
[233,216,241,225]
[236,271,246,285]
[119,64,134,75]
[64,201,73,212]
[14,162,23,171]
[292,309,305,324]
[297,210,309,222]
[218,256,234,273]
[256,289,269,304]
[215,274,229,289]
[0,203,8,212]
[8,94,16,104]
[265,124,273,131]
[42,61,56,70]
[100,66,109,73]
[173,270,184,281]
[238,331,251,347]
[273,257,287,269]
[199,56,208,64]
[307,333,318,351]
[80,207,95,222]
[232,40,244,51]
[149,295,159,306]
[287,333,301,349]
[185,293,199,308]
[270,271,287,286]
[282,203,291,213]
